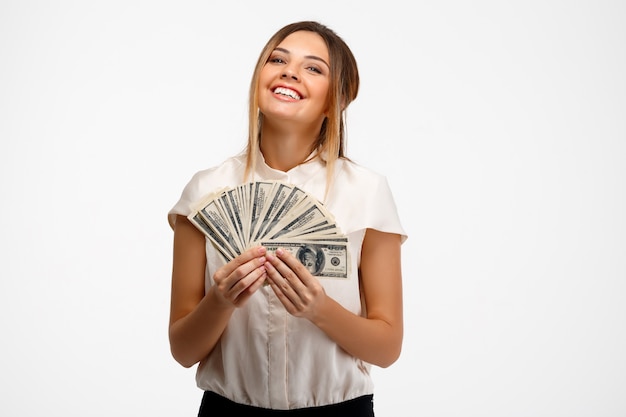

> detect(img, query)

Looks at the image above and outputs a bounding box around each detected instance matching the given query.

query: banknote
[187,180,348,276]
[267,204,336,240]
[249,181,276,244]
[189,212,237,261]
[251,182,293,242]
[261,241,348,278]
[199,199,243,254]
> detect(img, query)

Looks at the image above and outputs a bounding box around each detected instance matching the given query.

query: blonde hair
[244,21,360,192]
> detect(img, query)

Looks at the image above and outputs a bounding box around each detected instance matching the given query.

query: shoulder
[328,158,406,239]
[168,153,247,228]
[335,158,390,190]
[188,153,247,188]
[179,152,249,201]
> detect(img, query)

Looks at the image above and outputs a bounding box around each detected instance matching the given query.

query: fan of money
[188,181,348,278]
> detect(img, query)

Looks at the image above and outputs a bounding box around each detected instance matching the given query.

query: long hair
[244,21,360,192]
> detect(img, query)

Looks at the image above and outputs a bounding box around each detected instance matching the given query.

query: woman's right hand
[169,217,269,367]
[211,246,268,307]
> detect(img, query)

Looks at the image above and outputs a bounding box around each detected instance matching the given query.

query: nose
[281,67,299,81]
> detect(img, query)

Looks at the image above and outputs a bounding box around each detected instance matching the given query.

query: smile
[273,87,301,100]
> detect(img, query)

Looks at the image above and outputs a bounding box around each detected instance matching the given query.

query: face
[257,31,331,127]
[302,252,316,273]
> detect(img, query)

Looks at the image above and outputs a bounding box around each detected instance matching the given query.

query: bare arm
[264,228,403,367]
[169,215,268,368]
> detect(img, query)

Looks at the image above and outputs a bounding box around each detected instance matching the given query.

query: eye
[268,55,285,64]
[306,66,322,74]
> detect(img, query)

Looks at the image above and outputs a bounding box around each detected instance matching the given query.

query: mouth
[273,86,302,100]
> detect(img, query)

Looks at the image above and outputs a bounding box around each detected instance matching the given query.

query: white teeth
[274,87,301,100]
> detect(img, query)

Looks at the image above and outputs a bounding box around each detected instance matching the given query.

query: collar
[253,146,326,185]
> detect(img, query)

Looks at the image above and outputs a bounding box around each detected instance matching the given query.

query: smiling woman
[254,31,332,173]
[167,21,407,416]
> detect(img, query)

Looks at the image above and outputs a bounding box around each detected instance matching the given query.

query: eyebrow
[273,47,330,69]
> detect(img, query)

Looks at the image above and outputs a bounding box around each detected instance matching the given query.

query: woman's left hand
[264,248,327,321]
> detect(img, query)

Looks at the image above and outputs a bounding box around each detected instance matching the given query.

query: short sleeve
[365,175,408,243]
[331,162,408,244]
[167,171,206,230]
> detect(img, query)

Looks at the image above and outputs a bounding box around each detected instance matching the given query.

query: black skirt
[198,391,375,417]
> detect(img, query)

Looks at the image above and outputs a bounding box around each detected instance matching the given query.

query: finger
[264,260,298,312]
[228,262,266,296]
[232,269,267,306]
[217,246,267,282]
[273,248,312,290]
[267,279,298,315]
[213,249,267,306]
[215,247,266,288]
[265,251,307,296]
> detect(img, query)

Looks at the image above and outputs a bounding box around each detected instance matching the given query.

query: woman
[168,21,407,416]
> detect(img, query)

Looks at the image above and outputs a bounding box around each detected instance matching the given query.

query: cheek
[315,82,331,105]
[316,81,330,97]
[258,67,275,91]
[257,74,274,105]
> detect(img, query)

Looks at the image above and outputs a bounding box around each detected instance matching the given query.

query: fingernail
[276,248,284,256]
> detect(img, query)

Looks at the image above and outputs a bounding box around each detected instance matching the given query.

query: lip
[270,84,304,100]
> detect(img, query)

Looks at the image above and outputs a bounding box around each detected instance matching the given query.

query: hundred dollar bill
[260,242,348,278]
[238,182,254,244]
[252,182,293,242]
[249,181,278,243]
[221,188,246,248]
[277,236,349,243]
[197,199,243,255]
[267,203,334,240]
[260,185,308,240]
[187,181,349,269]
[188,212,237,262]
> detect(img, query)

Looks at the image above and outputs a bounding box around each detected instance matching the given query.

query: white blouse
[168,150,407,410]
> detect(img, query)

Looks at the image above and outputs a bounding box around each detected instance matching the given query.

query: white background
[1,1,625,416]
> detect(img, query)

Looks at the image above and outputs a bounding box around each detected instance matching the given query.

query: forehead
[275,31,329,61]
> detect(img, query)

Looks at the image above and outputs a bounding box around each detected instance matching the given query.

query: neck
[259,119,322,172]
